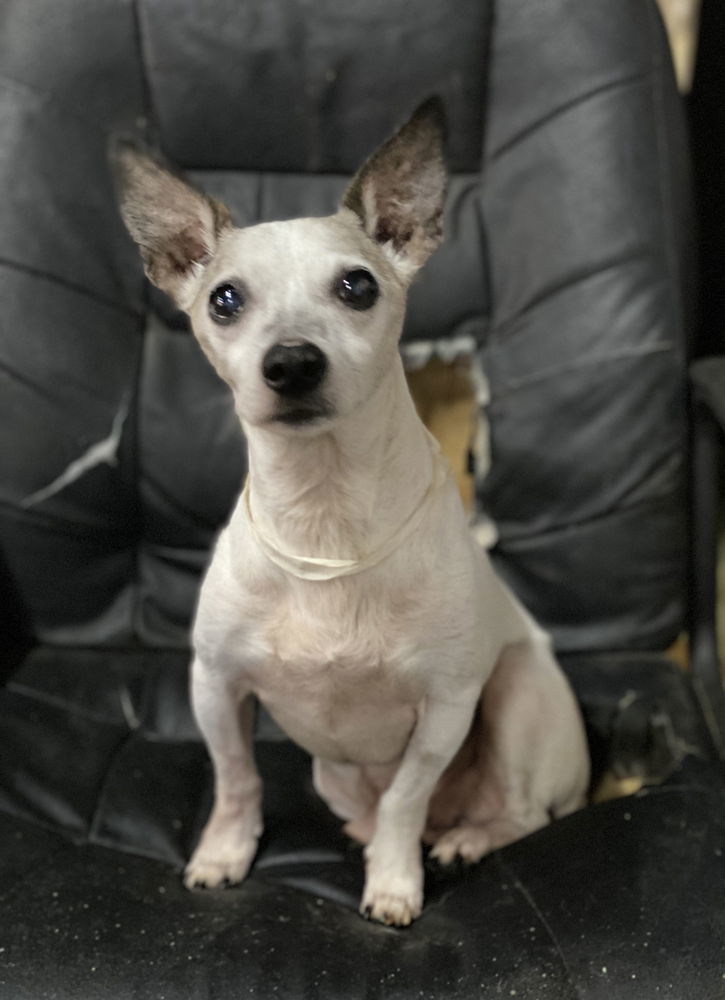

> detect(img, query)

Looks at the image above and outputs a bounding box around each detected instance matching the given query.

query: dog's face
[185,213,407,430]
[116,99,447,433]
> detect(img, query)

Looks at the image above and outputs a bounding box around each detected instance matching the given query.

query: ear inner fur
[342,97,447,275]
[114,145,230,302]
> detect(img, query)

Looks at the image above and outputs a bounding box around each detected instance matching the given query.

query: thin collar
[243,432,449,581]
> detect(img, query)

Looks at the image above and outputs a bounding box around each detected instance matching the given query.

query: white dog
[116,98,590,927]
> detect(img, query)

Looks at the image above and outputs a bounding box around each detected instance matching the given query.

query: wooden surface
[406,359,477,511]
[656,0,700,91]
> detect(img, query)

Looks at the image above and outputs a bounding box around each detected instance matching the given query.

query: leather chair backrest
[0,0,690,655]
[478,0,692,652]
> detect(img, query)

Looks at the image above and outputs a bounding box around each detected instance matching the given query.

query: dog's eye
[336,269,379,311]
[209,283,244,324]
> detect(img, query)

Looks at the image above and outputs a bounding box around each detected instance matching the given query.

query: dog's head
[115,99,447,433]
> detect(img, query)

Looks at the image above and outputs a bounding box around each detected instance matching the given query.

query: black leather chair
[2,1,724,997]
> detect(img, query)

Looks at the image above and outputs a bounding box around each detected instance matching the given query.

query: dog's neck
[241,357,438,569]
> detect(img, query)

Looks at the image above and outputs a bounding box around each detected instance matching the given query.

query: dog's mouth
[271,402,334,427]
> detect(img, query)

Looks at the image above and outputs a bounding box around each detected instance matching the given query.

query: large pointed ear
[112,141,231,307]
[341,97,447,280]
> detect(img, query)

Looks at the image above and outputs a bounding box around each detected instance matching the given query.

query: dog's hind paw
[429,824,492,866]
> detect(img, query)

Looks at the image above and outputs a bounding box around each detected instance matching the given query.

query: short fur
[116,100,590,927]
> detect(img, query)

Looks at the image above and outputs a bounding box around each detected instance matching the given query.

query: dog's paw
[184,811,262,890]
[183,845,256,890]
[360,874,423,927]
[429,824,495,866]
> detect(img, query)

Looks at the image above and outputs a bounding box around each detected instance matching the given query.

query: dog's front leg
[361,694,478,926]
[184,658,263,890]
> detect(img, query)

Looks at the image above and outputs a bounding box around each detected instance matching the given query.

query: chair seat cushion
[1,647,724,998]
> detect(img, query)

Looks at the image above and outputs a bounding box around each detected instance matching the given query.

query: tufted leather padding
[2,1,724,997]
[0,0,491,644]
[135,0,489,173]
[478,0,691,652]
[0,0,690,653]
[0,645,723,999]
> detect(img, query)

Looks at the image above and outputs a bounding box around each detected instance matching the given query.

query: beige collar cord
[243,433,449,582]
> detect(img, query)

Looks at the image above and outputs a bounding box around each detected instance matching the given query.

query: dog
[115,98,590,927]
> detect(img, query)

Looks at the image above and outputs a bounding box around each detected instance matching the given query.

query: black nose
[262,342,328,397]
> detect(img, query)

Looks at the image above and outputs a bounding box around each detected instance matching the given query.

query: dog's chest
[246,583,426,764]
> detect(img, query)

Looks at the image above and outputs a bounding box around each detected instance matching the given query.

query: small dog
[116,98,590,927]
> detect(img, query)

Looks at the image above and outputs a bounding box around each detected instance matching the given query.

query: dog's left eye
[209,282,244,324]
[335,269,379,311]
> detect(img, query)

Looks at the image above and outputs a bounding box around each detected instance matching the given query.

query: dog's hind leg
[429,814,548,865]
[428,636,589,867]
[312,758,397,845]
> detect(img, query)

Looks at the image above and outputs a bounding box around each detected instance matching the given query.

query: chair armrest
[689,357,725,759]
[691,358,725,428]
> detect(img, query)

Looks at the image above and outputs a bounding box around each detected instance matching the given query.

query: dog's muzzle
[262,342,328,398]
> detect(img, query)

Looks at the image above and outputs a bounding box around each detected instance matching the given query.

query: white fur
[179,217,588,927]
[120,117,589,927]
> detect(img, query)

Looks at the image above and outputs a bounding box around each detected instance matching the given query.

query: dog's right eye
[209,283,244,324]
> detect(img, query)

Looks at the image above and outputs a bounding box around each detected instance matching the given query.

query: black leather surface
[478,0,692,653]
[3,770,725,1000]
[0,0,691,653]
[137,0,489,173]
[691,356,725,429]
[0,647,712,867]
[1,647,724,999]
[0,0,721,997]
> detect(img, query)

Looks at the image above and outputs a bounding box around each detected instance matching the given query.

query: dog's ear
[342,97,447,280]
[112,141,230,307]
